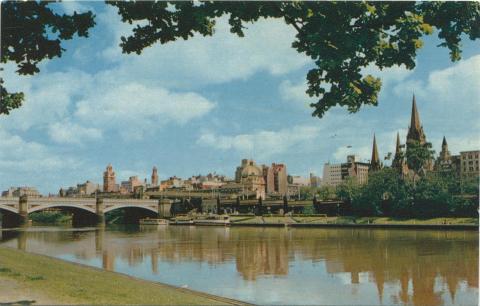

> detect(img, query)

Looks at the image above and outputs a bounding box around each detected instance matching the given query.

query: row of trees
[337,169,478,218]
[303,169,478,218]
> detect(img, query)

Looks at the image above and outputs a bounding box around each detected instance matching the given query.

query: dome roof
[241,164,262,177]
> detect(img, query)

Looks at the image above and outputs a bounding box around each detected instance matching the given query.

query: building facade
[2,186,41,197]
[323,155,369,187]
[120,176,144,194]
[263,163,288,196]
[233,159,266,199]
[460,150,480,180]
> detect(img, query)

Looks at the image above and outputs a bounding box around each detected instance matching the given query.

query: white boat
[139,218,169,225]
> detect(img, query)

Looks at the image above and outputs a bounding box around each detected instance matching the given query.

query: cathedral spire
[406,94,426,145]
[370,133,381,171]
[410,94,421,131]
[395,132,401,154]
[439,136,451,162]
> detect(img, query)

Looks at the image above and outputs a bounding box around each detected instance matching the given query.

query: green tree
[413,174,454,217]
[336,177,361,203]
[317,185,335,201]
[109,1,480,118]
[405,140,435,186]
[300,186,320,200]
[1,1,95,115]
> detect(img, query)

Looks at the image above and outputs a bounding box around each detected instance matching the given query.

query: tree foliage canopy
[109,1,480,117]
[405,140,435,176]
[0,1,95,114]
[1,1,479,116]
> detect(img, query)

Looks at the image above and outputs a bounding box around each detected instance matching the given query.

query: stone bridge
[0,196,172,227]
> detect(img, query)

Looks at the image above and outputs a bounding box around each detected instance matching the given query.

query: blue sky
[1,2,479,194]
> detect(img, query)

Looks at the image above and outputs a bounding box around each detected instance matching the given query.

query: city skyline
[1,1,479,194]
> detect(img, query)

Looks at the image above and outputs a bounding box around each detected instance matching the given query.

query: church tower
[406,94,427,146]
[151,166,158,186]
[435,136,456,173]
[370,134,382,172]
[392,132,408,176]
[405,94,433,171]
[103,164,116,192]
[439,136,451,161]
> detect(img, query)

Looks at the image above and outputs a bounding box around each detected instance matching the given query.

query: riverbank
[228,216,478,230]
[0,247,249,305]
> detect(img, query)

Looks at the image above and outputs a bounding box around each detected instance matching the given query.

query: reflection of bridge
[0,196,172,227]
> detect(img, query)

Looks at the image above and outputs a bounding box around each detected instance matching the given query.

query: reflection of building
[14,224,476,306]
[235,237,289,281]
[322,155,369,187]
[103,164,116,192]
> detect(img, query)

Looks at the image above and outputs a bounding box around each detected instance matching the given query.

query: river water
[0,225,477,305]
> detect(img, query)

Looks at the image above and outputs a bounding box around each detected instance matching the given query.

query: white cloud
[0,126,87,192]
[75,83,215,140]
[362,64,413,89]
[99,7,310,88]
[1,67,94,131]
[197,125,321,159]
[279,80,313,108]
[48,121,103,145]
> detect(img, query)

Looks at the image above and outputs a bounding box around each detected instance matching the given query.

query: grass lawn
[0,247,247,305]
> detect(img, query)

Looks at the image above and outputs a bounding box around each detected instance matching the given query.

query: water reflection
[1,226,477,305]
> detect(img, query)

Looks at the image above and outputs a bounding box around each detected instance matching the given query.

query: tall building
[370,134,382,172]
[322,156,369,187]
[151,166,158,186]
[322,163,342,187]
[103,164,116,192]
[263,163,288,195]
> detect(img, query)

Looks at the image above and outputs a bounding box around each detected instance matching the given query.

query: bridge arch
[0,204,19,215]
[103,204,158,215]
[28,203,96,214]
